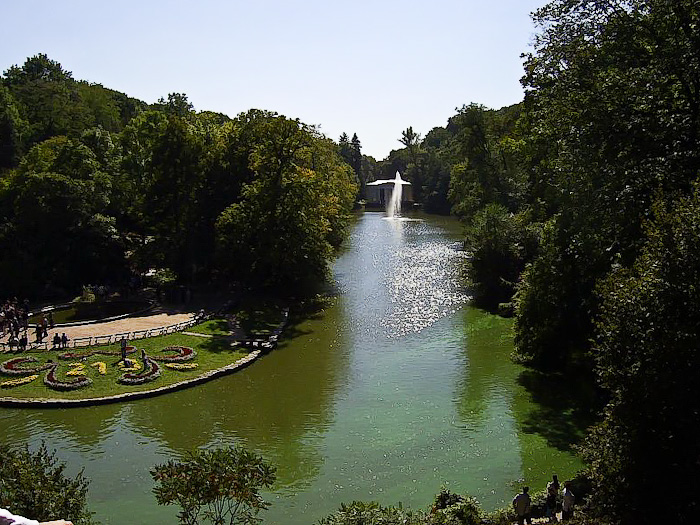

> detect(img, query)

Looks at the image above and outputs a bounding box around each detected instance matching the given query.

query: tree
[215,111,356,291]
[140,113,204,279]
[158,92,195,118]
[0,443,94,524]
[0,84,27,169]
[3,54,92,145]
[399,126,421,161]
[514,0,700,363]
[581,185,700,525]
[317,501,423,525]
[465,205,539,312]
[0,170,125,297]
[151,446,276,525]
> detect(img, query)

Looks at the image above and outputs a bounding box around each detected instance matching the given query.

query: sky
[1,0,546,160]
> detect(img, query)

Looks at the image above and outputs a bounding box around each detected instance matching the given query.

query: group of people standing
[1,299,70,351]
[1,298,30,339]
[512,475,576,524]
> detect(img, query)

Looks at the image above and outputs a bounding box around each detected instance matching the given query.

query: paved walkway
[1,307,197,349]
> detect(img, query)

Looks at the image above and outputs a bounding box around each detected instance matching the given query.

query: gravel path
[2,308,196,347]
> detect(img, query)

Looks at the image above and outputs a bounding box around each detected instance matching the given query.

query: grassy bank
[0,330,249,401]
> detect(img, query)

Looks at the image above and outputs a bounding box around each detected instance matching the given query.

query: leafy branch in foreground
[151,446,276,525]
[0,443,94,524]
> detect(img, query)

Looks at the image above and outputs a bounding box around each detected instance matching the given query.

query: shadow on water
[517,369,602,452]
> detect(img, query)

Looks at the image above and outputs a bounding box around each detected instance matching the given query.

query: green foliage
[515,0,700,362]
[0,443,94,524]
[0,170,126,296]
[151,446,276,525]
[464,205,539,311]
[580,185,700,525]
[317,501,424,525]
[216,111,357,291]
[428,489,482,525]
[0,84,27,169]
[317,490,485,525]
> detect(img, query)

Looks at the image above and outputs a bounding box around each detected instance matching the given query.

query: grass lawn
[186,318,231,336]
[0,332,249,401]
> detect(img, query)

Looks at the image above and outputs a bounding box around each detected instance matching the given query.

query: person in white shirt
[561,481,576,521]
[0,508,72,525]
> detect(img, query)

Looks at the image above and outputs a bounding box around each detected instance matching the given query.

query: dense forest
[2,0,700,523]
[0,54,357,297]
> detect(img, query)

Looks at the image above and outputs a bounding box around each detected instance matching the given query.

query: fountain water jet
[387,171,406,218]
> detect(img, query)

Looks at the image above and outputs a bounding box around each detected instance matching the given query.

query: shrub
[151,446,276,525]
[0,443,93,524]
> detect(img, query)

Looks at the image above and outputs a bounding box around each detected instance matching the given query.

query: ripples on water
[370,218,469,337]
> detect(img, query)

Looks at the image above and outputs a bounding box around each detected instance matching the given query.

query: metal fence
[1,316,202,353]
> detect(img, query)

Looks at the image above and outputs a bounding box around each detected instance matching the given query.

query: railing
[0,315,204,353]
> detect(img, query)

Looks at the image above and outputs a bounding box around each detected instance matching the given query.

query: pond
[0,212,587,524]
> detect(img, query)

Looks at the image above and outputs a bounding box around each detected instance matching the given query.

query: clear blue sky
[1,0,545,160]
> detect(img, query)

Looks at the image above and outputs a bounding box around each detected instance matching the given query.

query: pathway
[1,307,197,350]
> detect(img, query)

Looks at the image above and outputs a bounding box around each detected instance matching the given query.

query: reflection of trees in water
[0,403,124,451]
[455,307,517,429]
[454,307,586,495]
[516,370,601,453]
[127,305,349,488]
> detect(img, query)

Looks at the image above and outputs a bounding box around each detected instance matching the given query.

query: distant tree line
[0,54,357,298]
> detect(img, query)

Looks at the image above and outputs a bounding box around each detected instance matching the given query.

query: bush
[428,489,482,525]
[317,501,425,525]
[151,446,276,525]
[0,443,93,524]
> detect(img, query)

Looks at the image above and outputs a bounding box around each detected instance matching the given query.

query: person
[0,507,73,525]
[19,332,27,352]
[48,312,54,329]
[561,481,575,521]
[512,486,532,525]
[52,332,61,350]
[545,474,560,522]
[60,333,68,349]
[120,337,127,362]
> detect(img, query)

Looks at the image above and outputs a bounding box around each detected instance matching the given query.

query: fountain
[386,171,404,218]
[367,171,411,217]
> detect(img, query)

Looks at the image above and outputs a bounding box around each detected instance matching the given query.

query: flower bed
[91,362,107,375]
[1,375,39,388]
[165,362,199,370]
[44,364,92,391]
[151,346,196,362]
[118,357,161,385]
[0,357,54,376]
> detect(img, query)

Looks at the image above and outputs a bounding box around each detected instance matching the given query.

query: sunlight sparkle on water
[382,239,469,337]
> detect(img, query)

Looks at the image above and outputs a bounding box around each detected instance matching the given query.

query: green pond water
[0,212,587,524]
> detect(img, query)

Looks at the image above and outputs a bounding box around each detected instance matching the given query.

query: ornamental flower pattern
[151,346,196,362]
[118,357,161,385]
[1,375,39,388]
[44,363,92,391]
[0,357,54,376]
[165,362,199,370]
